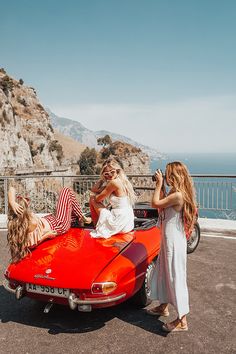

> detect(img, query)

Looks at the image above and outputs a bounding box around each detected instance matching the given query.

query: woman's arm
[8,186,24,215]
[91,179,106,194]
[151,170,182,209]
[94,181,117,203]
[152,190,183,209]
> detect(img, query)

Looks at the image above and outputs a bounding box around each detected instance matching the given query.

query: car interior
[72,203,159,231]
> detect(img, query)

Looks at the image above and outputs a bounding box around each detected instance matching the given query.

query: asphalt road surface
[0,230,235,354]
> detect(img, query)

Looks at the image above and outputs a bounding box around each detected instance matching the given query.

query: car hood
[6,228,135,288]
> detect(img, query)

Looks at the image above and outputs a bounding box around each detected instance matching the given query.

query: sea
[151,153,236,220]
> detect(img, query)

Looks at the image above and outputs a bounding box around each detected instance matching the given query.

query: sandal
[147,305,169,317]
[162,319,188,332]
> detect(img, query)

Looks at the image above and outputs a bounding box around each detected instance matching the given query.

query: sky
[1,0,236,153]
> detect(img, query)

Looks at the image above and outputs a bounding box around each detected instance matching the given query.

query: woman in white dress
[89,158,136,238]
[148,161,196,332]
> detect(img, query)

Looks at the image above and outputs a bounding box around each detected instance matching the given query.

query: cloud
[50,95,236,153]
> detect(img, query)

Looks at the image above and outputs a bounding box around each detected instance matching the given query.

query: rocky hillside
[49,109,98,148]
[96,130,164,161]
[54,130,86,165]
[48,109,164,160]
[0,69,156,176]
[0,69,66,174]
[97,141,150,174]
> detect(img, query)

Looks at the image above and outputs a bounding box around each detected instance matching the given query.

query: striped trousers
[44,187,83,235]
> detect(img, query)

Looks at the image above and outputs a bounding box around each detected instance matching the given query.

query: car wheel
[131,259,156,307]
[187,222,201,254]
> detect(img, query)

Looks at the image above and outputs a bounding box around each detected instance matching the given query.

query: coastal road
[0,230,235,354]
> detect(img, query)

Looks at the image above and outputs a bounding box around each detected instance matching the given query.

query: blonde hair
[165,161,197,234]
[7,198,31,263]
[101,158,136,205]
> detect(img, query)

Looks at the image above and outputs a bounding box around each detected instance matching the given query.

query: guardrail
[0,174,236,219]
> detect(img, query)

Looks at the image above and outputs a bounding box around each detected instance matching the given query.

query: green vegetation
[78,147,98,175]
[48,123,54,133]
[0,114,5,127]
[37,103,44,111]
[39,143,45,153]
[49,140,64,163]
[101,145,116,159]
[0,75,14,95]
[2,109,11,124]
[17,96,27,107]
[37,128,45,136]
[12,146,17,157]
[29,140,38,157]
[97,134,112,147]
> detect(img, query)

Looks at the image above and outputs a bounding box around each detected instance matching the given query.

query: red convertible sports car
[3,203,200,313]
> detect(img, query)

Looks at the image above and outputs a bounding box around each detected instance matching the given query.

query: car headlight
[91,282,117,295]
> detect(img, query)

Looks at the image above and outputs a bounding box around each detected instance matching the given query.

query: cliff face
[0,70,64,173]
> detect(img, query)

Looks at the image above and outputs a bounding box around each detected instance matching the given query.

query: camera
[152,169,164,182]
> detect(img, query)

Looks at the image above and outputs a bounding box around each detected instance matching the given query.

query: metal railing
[0,174,236,219]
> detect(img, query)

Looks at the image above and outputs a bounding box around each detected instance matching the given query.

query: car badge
[45,269,52,274]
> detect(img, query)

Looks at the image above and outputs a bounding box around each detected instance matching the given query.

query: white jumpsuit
[151,207,189,318]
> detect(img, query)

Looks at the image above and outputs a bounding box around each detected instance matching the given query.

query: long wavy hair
[101,157,136,205]
[7,198,31,263]
[165,161,197,235]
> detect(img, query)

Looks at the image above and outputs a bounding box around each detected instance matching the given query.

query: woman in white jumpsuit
[148,162,196,333]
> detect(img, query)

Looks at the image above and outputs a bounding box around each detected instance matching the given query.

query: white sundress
[150,206,189,318]
[90,195,134,239]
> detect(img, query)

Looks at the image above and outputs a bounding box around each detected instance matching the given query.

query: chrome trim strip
[3,279,16,294]
[69,292,126,306]
[34,274,56,280]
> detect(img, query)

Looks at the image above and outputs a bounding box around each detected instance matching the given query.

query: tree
[97,134,112,147]
[78,147,97,175]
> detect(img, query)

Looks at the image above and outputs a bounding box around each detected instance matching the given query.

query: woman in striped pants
[7,187,91,262]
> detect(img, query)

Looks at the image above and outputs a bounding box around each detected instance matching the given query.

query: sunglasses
[103,169,117,177]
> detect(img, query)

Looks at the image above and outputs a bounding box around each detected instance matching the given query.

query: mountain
[0,70,65,173]
[47,109,164,160]
[48,109,98,148]
[54,130,86,164]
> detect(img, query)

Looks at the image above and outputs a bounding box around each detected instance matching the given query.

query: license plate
[26,283,70,298]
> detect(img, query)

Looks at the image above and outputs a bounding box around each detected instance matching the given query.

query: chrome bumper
[3,279,24,299]
[3,279,126,310]
[68,292,126,310]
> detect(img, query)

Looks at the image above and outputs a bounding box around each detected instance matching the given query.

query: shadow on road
[0,286,166,337]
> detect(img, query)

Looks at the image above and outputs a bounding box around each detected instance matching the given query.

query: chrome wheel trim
[145,261,156,299]
[187,227,199,250]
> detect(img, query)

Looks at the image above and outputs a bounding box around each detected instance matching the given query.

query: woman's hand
[8,186,24,215]
[154,169,164,187]
[91,179,106,194]
[10,201,24,216]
